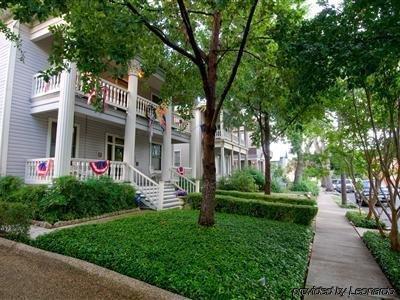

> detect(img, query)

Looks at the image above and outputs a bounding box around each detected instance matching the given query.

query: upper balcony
[216,129,247,148]
[31,73,190,134]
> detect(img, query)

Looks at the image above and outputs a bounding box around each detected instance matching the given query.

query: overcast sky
[305,0,342,18]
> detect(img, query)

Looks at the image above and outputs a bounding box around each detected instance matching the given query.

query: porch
[25,158,198,210]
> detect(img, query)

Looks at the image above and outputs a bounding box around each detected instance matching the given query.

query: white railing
[76,76,129,110]
[125,163,159,210]
[136,95,158,117]
[70,158,126,182]
[216,129,222,138]
[170,168,196,194]
[32,73,62,97]
[25,158,54,184]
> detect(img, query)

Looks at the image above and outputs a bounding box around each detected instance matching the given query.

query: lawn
[34,210,313,299]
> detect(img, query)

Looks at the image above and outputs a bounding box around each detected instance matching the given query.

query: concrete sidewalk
[305,192,397,299]
[0,238,186,300]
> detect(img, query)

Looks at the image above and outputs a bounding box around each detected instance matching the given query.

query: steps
[136,182,183,210]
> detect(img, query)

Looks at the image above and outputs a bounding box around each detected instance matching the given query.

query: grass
[345,211,386,229]
[363,232,400,293]
[34,210,313,299]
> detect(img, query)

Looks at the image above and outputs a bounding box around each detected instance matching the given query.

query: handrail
[170,168,196,194]
[125,163,159,210]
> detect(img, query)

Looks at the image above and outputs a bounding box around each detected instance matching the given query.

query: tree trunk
[294,149,304,185]
[262,114,271,195]
[198,110,217,226]
[389,208,400,251]
[340,172,347,205]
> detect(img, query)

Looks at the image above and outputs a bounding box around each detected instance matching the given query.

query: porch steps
[136,182,183,210]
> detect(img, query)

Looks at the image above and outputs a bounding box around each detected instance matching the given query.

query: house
[0,18,200,210]
[174,110,249,179]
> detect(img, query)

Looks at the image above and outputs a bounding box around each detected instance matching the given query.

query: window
[151,94,162,104]
[106,134,124,162]
[49,121,78,158]
[151,143,162,171]
[174,150,181,167]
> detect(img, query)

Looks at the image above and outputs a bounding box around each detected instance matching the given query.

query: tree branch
[213,0,259,124]
[187,9,213,16]
[123,0,197,63]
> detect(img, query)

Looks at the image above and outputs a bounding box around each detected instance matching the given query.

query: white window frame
[150,142,162,172]
[173,150,181,167]
[46,118,80,158]
[105,133,125,161]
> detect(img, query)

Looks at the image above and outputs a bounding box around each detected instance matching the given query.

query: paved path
[305,192,397,299]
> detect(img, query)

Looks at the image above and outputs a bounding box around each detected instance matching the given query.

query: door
[106,134,124,161]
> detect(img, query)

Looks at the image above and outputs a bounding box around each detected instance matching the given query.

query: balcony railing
[216,129,247,147]
[31,73,191,134]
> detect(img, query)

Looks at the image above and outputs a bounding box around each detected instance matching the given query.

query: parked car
[355,180,389,206]
[332,179,340,191]
[336,179,355,193]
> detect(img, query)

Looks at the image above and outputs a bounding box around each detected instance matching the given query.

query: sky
[305,0,343,18]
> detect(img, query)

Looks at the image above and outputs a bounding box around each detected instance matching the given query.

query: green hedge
[186,193,317,225]
[5,176,136,224]
[345,211,386,229]
[363,232,400,293]
[0,176,24,200]
[216,190,317,206]
[0,201,30,239]
[290,180,319,196]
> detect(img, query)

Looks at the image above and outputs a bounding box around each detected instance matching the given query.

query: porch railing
[32,73,62,97]
[25,158,55,184]
[70,158,126,182]
[136,95,158,117]
[170,168,196,194]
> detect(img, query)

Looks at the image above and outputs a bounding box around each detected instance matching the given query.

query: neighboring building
[174,111,249,179]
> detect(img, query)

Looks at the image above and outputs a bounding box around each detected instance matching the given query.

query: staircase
[162,182,184,209]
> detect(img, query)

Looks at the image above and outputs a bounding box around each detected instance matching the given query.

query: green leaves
[34,210,313,299]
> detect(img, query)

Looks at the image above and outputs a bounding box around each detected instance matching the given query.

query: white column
[195,109,203,179]
[238,151,242,170]
[221,145,225,176]
[123,61,139,167]
[161,104,172,181]
[190,108,199,178]
[54,63,77,177]
[230,151,234,174]
[244,130,249,168]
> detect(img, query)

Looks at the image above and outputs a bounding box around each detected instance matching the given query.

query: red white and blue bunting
[89,160,110,175]
[37,160,52,176]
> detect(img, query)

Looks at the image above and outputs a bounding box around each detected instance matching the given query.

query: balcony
[216,129,247,147]
[31,73,190,134]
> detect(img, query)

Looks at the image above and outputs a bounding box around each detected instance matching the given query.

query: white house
[0,18,202,210]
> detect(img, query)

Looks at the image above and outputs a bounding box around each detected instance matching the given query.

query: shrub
[245,168,265,190]
[290,179,319,196]
[363,232,400,293]
[8,185,48,219]
[0,201,30,239]
[216,190,317,206]
[271,177,284,193]
[345,211,386,229]
[0,176,24,200]
[186,193,317,225]
[38,176,136,224]
[217,170,258,192]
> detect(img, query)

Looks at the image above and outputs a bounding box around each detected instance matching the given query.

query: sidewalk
[305,192,397,299]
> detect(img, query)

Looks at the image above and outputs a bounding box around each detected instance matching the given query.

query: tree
[2,0,306,226]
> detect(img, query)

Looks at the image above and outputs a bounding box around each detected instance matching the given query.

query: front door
[106,134,124,161]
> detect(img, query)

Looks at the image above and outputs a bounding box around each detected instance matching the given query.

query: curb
[0,237,188,300]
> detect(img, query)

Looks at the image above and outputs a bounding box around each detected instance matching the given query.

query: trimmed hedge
[0,176,24,200]
[186,193,317,225]
[290,180,319,196]
[216,190,317,206]
[345,211,386,229]
[0,201,30,239]
[363,232,400,293]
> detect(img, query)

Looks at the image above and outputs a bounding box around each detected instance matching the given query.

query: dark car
[355,180,389,206]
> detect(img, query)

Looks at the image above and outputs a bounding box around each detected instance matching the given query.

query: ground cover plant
[34,210,313,299]
[345,211,385,229]
[187,193,317,225]
[363,232,400,293]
